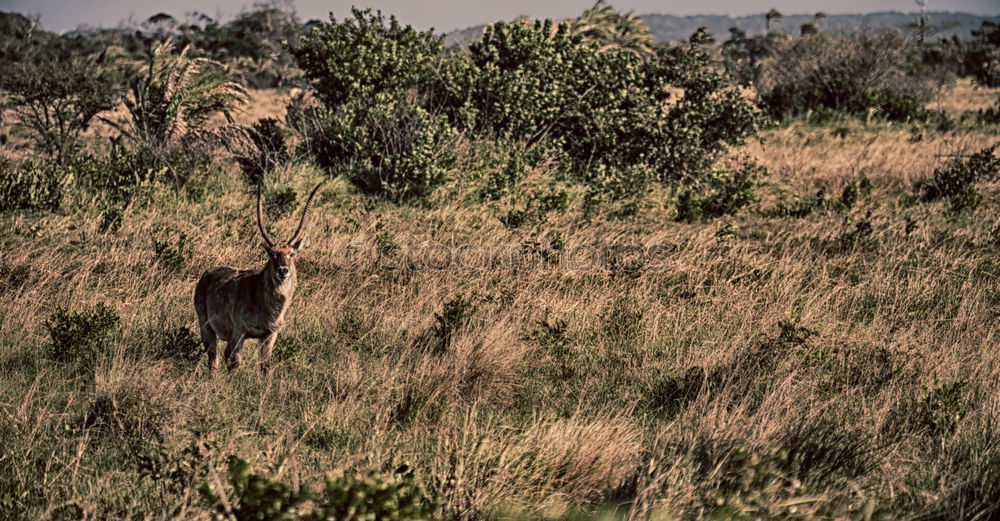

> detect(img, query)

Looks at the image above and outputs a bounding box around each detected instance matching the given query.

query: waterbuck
[194,183,322,374]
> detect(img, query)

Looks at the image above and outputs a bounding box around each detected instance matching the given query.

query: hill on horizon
[444,10,999,47]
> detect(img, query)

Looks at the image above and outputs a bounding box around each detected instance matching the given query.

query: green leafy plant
[200,457,435,521]
[233,117,289,186]
[44,303,120,368]
[291,8,443,109]
[675,161,761,222]
[311,92,456,203]
[432,295,475,353]
[918,379,968,437]
[200,456,306,521]
[919,145,1000,213]
[0,158,69,212]
[308,465,436,521]
[152,229,192,271]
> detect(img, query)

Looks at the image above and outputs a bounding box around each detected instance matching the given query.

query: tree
[766,8,782,32]
[569,0,655,61]
[965,21,1000,87]
[1,56,117,163]
[690,26,716,45]
[103,39,247,181]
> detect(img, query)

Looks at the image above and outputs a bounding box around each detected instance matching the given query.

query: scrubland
[1,79,999,521]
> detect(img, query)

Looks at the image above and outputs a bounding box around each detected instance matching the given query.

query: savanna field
[2,4,1000,520]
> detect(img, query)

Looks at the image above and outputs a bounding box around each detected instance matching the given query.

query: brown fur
[193,184,321,374]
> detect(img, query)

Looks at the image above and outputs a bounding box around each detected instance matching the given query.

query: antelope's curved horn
[256,184,276,248]
[289,182,324,245]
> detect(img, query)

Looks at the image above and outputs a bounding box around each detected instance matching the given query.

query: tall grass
[1,86,999,520]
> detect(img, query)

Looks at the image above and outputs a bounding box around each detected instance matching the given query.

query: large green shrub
[293,7,760,202]
[758,31,937,122]
[292,8,444,108]
[291,9,455,202]
[440,21,761,184]
[310,92,456,202]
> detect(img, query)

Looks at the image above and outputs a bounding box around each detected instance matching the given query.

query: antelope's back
[194,266,243,320]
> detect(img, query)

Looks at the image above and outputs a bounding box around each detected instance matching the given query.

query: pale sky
[0,0,995,34]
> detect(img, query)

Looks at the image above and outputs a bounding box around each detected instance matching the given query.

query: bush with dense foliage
[965,21,1000,87]
[292,9,761,202]
[0,157,70,212]
[758,31,938,122]
[919,144,1000,212]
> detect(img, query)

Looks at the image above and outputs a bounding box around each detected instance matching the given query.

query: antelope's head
[257,183,323,285]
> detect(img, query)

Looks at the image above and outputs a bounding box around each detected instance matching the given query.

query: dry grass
[1,85,1000,520]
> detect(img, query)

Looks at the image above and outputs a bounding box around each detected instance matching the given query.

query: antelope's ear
[292,236,311,251]
[261,243,273,256]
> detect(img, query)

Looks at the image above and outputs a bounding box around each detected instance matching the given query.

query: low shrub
[152,229,192,271]
[919,144,1000,213]
[310,93,456,203]
[0,158,69,212]
[72,148,161,207]
[44,303,120,368]
[918,379,968,437]
[432,294,475,354]
[199,457,435,521]
[675,161,761,222]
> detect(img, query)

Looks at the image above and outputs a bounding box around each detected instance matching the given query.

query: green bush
[72,148,161,207]
[233,117,289,186]
[919,145,1000,213]
[200,457,435,521]
[675,162,761,222]
[152,229,192,271]
[200,456,305,521]
[293,8,761,202]
[44,303,120,368]
[309,465,435,521]
[758,32,937,122]
[0,158,69,212]
[291,8,443,109]
[441,21,761,183]
[311,93,456,203]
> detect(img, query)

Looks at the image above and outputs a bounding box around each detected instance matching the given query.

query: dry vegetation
[2,81,1000,520]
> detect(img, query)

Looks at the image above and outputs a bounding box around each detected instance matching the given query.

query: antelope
[194,183,322,374]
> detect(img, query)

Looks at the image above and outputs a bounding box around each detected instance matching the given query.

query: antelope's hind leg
[259,333,277,374]
[200,323,219,376]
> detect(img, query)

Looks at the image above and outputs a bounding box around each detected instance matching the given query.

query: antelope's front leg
[259,334,277,374]
[224,332,247,372]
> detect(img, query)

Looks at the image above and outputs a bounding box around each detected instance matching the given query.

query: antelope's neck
[257,268,296,318]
